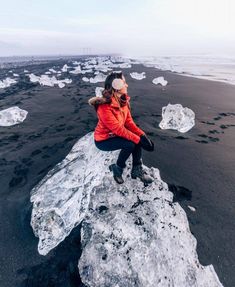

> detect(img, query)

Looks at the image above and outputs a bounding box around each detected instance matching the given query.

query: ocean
[133,55,235,85]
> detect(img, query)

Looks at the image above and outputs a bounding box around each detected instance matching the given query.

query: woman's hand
[140,134,154,152]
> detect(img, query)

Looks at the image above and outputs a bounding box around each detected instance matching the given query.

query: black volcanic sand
[0,59,235,287]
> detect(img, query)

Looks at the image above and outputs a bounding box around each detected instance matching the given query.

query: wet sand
[0,60,234,286]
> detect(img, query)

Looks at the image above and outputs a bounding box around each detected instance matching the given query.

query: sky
[0,0,235,57]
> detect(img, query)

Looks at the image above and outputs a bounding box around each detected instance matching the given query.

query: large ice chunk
[159,103,195,133]
[77,137,222,287]
[0,77,17,89]
[153,76,168,86]
[0,106,28,126]
[130,72,146,80]
[30,132,222,286]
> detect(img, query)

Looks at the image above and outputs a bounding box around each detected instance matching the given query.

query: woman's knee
[123,140,135,151]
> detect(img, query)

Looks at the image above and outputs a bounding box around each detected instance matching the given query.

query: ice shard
[0,106,28,126]
[130,72,146,80]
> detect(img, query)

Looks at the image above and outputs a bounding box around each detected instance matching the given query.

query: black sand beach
[0,59,234,286]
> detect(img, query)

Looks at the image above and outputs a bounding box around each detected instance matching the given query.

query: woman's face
[117,76,128,95]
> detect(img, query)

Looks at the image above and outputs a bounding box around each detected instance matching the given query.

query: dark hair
[101,72,123,104]
[103,71,123,91]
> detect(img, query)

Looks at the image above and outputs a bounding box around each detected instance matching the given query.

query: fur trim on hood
[88,89,112,107]
[88,96,109,106]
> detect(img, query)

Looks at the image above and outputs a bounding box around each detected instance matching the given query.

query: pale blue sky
[0,0,234,57]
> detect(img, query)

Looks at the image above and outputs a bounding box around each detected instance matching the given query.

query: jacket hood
[88,92,130,108]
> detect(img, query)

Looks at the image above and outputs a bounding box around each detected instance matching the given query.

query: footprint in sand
[220,124,235,129]
[31,149,42,156]
[9,164,28,188]
[196,134,219,144]
[200,120,215,125]
[209,129,222,134]
[175,136,188,140]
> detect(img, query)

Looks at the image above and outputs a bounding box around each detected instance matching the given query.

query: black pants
[95,137,142,168]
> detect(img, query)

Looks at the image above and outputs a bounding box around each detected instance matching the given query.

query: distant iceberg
[152,76,168,86]
[30,132,222,287]
[159,103,195,133]
[0,106,28,126]
[130,72,146,80]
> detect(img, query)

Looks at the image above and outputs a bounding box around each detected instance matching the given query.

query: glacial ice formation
[152,76,168,86]
[0,106,28,126]
[0,77,17,89]
[31,132,222,287]
[159,103,195,133]
[28,74,72,88]
[130,72,146,80]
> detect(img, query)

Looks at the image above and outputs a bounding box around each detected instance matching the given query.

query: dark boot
[109,164,124,184]
[131,164,153,186]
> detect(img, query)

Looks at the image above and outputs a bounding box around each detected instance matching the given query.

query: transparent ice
[31,132,222,286]
[0,106,28,126]
[159,103,195,133]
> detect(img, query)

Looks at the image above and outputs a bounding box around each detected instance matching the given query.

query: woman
[88,72,154,185]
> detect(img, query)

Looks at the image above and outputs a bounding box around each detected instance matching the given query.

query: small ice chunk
[90,73,107,83]
[80,69,93,74]
[72,61,80,65]
[82,77,90,82]
[57,78,72,88]
[58,82,65,88]
[24,69,29,73]
[0,77,17,89]
[188,205,196,212]
[61,64,69,72]
[29,74,40,83]
[45,71,51,75]
[49,68,57,73]
[70,66,82,74]
[153,76,168,86]
[130,72,146,80]
[0,106,28,126]
[95,87,104,97]
[13,73,19,77]
[159,103,195,133]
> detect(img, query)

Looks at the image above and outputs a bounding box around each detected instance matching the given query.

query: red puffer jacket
[94,95,144,144]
